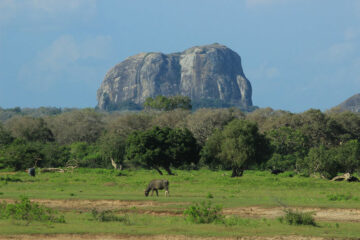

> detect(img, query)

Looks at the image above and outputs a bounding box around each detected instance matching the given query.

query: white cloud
[315,28,359,64]
[18,35,112,91]
[0,0,96,26]
[250,62,279,80]
[344,27,358,41]
[325,42,356,62]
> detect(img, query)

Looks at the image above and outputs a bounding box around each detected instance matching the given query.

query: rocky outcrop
[331,94,360,113]
[97,43,252,110]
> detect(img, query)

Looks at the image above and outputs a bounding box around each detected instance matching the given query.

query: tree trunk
[110,158,118,169]
[154,167,163,175]
[164,166,174,175]
[231,167,244,177]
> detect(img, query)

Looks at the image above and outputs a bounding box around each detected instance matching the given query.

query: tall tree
[201,119,271,177]
[98,131,126,170]
[125,126,199,175]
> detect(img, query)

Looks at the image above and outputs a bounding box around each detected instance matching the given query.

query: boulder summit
[97,43,253,110]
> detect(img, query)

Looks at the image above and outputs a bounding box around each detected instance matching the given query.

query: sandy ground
[223,206,360,222]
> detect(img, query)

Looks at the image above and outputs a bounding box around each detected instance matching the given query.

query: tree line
[0,99,360,178]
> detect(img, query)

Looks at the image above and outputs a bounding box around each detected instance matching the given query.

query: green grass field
[1,169,360,239]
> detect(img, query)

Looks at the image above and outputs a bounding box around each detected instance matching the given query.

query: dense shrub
[298,140,360,179]
[0,196,65,224]
[183,201,223,224]
[1,139,44,170]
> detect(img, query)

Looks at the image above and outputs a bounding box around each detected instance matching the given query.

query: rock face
[333,94,360,113]
[97,43,253,110]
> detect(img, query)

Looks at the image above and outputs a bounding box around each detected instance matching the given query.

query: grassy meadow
[1,168,360,238]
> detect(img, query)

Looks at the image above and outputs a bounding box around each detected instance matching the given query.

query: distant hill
[0,107,78,122]
[97,43,253,111]
[331,94,360,113]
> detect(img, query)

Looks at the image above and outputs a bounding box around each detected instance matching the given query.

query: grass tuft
[327,193,354,201]
[278,209,316,226]
[91,209,130,224]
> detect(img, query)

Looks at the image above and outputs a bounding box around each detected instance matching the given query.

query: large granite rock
[332,94,360,113]
[97,43,253,110]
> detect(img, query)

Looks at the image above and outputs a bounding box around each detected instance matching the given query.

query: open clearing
[2,169,360,239]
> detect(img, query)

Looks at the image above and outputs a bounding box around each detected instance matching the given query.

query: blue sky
[0,0,359,112]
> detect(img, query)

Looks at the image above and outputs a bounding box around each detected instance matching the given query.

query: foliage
[298,140,360,179]
[265,153,297,172]
[151,109,190,129]
[328,111,360,142]
[144,95,192,111]
[46,108,104,144]
[101,96,142,111]
[104,112,153,138]
[294,109,344,148]
[70,142,104,168]
[40,143,70,168]
[91,209,130,224]
[199,130,224,169]
[1,139,44,170]
[186,108,244,145]
[0,196,65,224]
[202,119,271,176]
[125,126,199,174]
[5,116,54,143]
[298,145,338,179]
[278,209,316,226]
[183,201,223,224]
[97,132,126,169]
[0,123,14,146]
[335,139,360,174]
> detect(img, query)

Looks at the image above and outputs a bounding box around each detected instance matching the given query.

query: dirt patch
[1,198,360,222]
[0,172,17,175]
[223,206,360,222]
[0,234,330,240]
[103,182,117,187]
[0,199,182,212]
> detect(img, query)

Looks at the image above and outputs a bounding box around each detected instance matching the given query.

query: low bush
[0,176,22,183]
[0,196,65,225]
[327,193,354,201]
[278,209,316,226]
[91,209,130,224]
[206,192,214,199]
[183,201,223,224]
